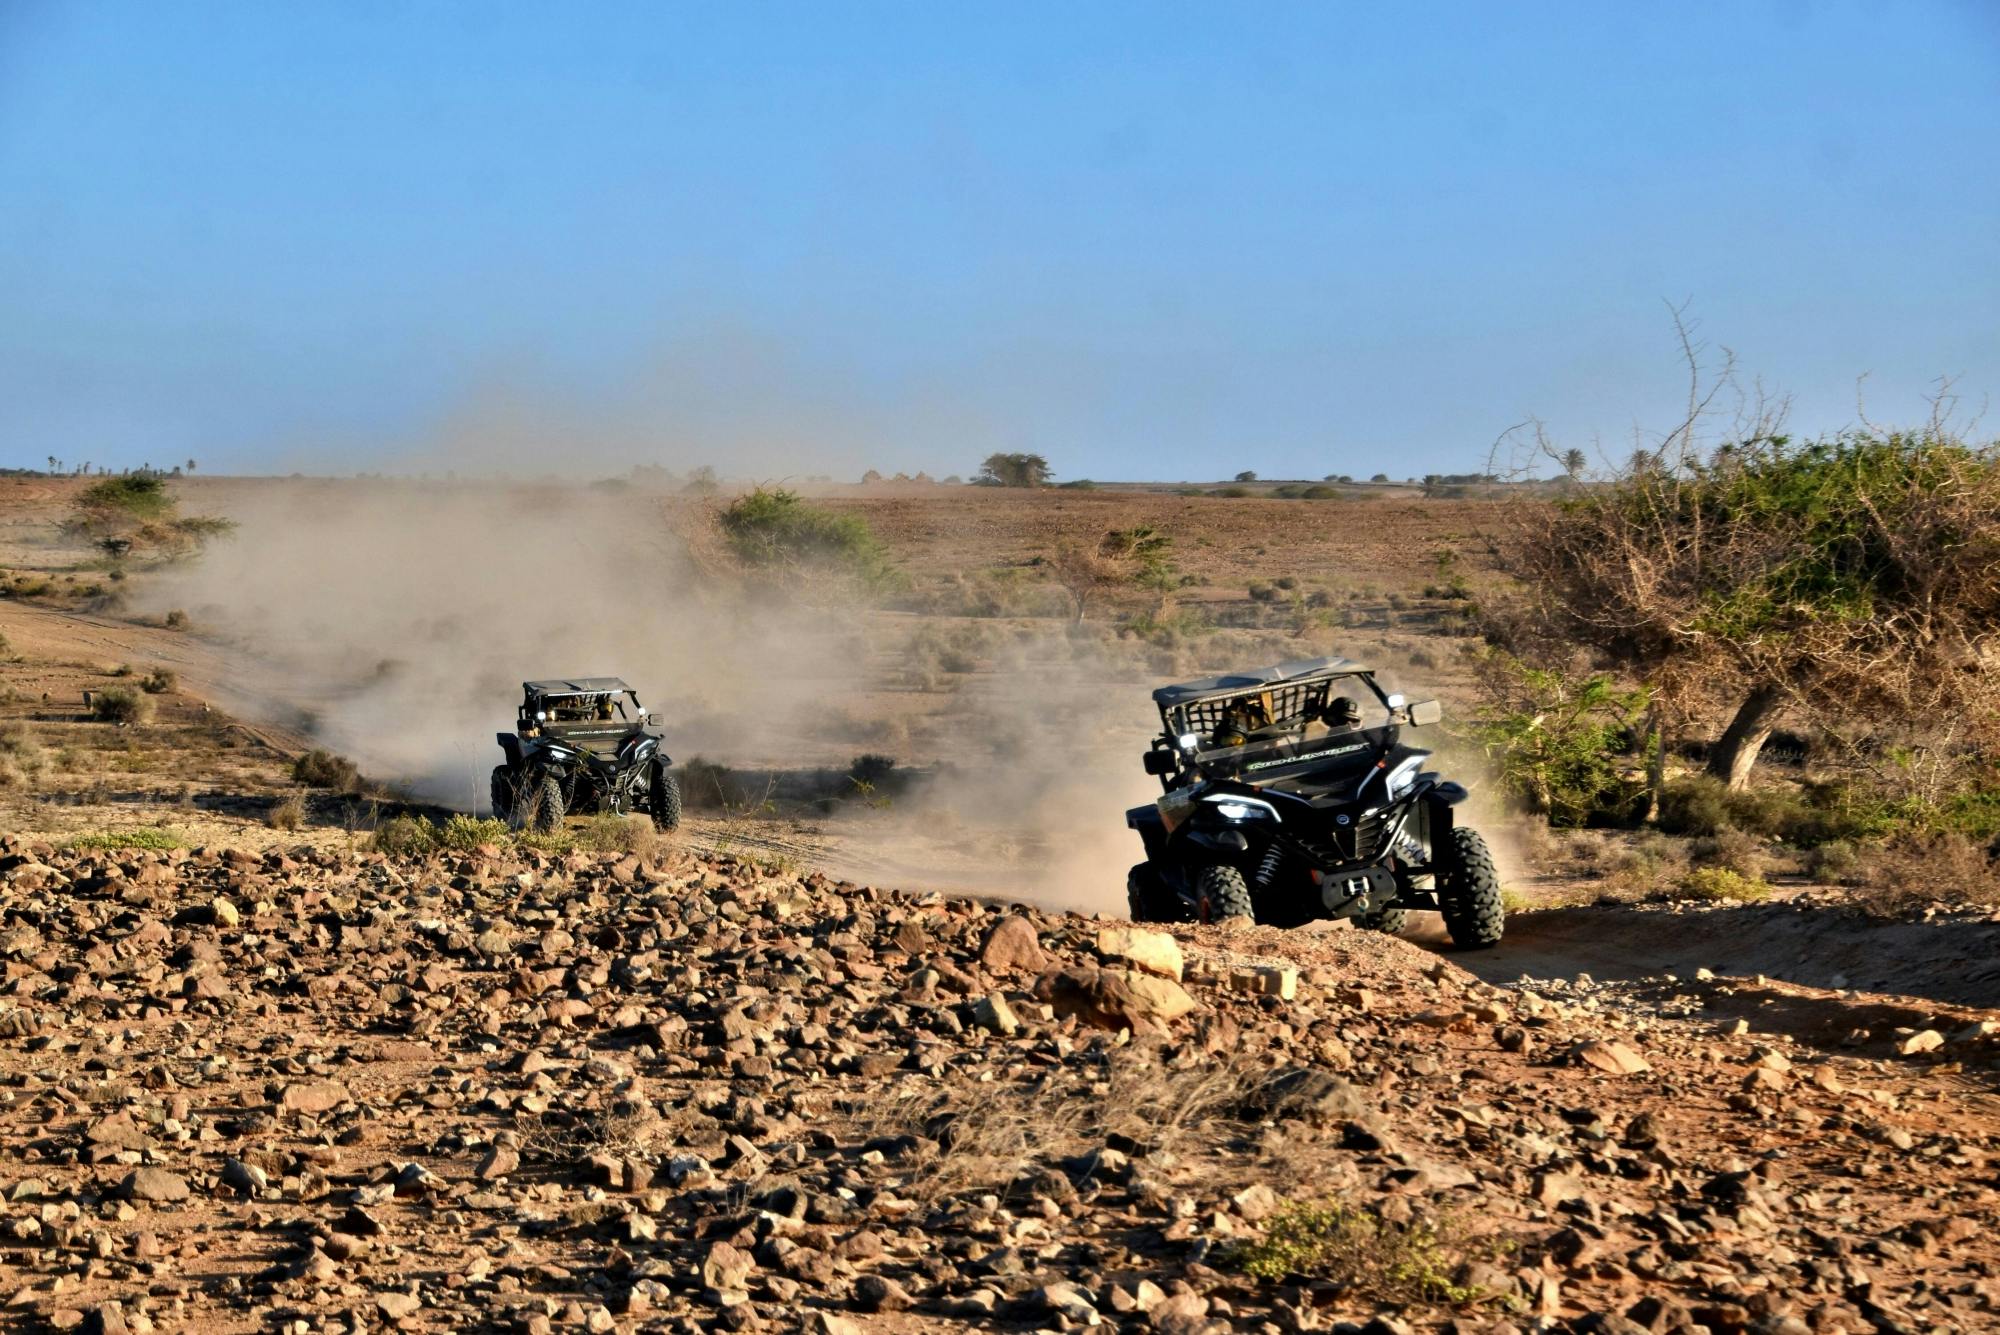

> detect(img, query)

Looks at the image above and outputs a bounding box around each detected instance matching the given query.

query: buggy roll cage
[1152,656,1392,742]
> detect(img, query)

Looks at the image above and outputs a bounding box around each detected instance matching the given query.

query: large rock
[1095,924,1184,981]
[121,1168,190,1203]
[700,1240,753,1293]
[1042,966,1196,1033]
[280,1080,353,1114]
[979,915,1049,974]
[1569,1040,1650,1076]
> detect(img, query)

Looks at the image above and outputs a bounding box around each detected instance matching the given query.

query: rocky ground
[2,835,1998,1335]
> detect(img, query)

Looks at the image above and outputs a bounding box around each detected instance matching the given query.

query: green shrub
[79,474,173,522]
[1690,826,1769,878]
[292,748,361,792]
[90,686,152,724]
[437,814,511,851]
[513,829,576,855]
[1678,866,1774,903]
[1246,582,1279,603]
[163,609,189,630]
[574,812,657,855]
[1804,839,1862,883]
[139,668,177,694]
[1208,486,1251,498]
[1228,1200,1487,1304]
[719,487,892,584]
[66,828,182,851]
[371,815,438,856]
[1470,652,1647,827]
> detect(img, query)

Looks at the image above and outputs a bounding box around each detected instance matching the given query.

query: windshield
[1164,674,1390,763]
[536,692,637,724]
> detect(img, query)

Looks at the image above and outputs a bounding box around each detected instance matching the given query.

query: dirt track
[1414,899,2000,1011]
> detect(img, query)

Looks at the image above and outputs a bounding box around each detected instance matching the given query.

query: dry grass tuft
[851,1047,1255,1202]
[1846,833,1999,917]
[267,792,306,831]
[575,812,659,858]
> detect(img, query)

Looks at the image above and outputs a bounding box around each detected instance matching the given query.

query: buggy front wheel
[514,771,566,834]
[1196,864,1255,924]
[1439,826,1505,950]
[649,765,682,832]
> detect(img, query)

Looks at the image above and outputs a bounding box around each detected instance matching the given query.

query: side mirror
[1143,749,1178,776]
[1405,699,1443,726]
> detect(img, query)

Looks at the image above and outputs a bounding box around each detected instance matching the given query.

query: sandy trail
[1402,897,2000,1010]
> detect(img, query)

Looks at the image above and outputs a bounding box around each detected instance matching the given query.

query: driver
[1211,698,1266,748]
[1322,695,1362,732]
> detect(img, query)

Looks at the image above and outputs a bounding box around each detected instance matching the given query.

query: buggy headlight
[1385,756,1423,800]
[1215,802,1253,820]
[1178,733,1201,752]
[535,711,547,722]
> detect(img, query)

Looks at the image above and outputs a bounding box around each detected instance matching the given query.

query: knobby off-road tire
[1197,864,1255,924]
[1358,905,1408,935]
[514,771,565,834]
[490,767,515,821]
[1439,826,1505,950]
[650,765,682,832]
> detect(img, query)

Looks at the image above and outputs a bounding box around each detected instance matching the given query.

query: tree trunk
[1641,709,1667,823]
[1706,683,1784,790]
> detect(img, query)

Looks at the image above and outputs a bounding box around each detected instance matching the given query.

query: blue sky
[2,1,1996,480]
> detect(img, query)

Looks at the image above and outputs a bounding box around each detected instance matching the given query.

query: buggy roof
[1151,655,1369,709]
[523,677,634,696]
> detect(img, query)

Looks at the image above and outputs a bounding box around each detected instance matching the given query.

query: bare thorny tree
[1486,304,2000,798]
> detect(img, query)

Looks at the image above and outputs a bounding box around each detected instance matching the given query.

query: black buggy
[492,678,682,834]
[1124,656,1504,949]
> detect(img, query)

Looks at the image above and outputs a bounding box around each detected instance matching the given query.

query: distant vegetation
[973,453,1052,487]
[1502,428,2000,790]
[719,487,894,586]
[64,470,234,559]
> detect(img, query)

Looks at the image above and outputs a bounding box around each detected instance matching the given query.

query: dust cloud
[139,476,1164,914]
[139,479,870,807]
[838,642,1169,918]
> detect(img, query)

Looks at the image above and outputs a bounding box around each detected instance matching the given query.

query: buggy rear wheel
[1196,864,1255,924]
[1439,826,1505,950]
[649,765,682,832]
[490,766,515,820]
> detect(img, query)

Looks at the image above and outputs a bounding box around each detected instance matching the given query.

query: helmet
[1323,695,1361,728]
[1212,725,1249,748]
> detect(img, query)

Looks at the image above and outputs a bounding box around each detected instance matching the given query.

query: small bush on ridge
[91,686,152,724]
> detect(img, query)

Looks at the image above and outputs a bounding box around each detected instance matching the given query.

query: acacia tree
[975,453,1052,487]
[1048,525,1179,623]
[1503,428,2000,788]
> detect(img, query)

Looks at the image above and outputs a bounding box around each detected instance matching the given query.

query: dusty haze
[141,477,1170,913]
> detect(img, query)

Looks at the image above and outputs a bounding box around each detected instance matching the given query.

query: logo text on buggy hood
[1246,742,1369,772]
